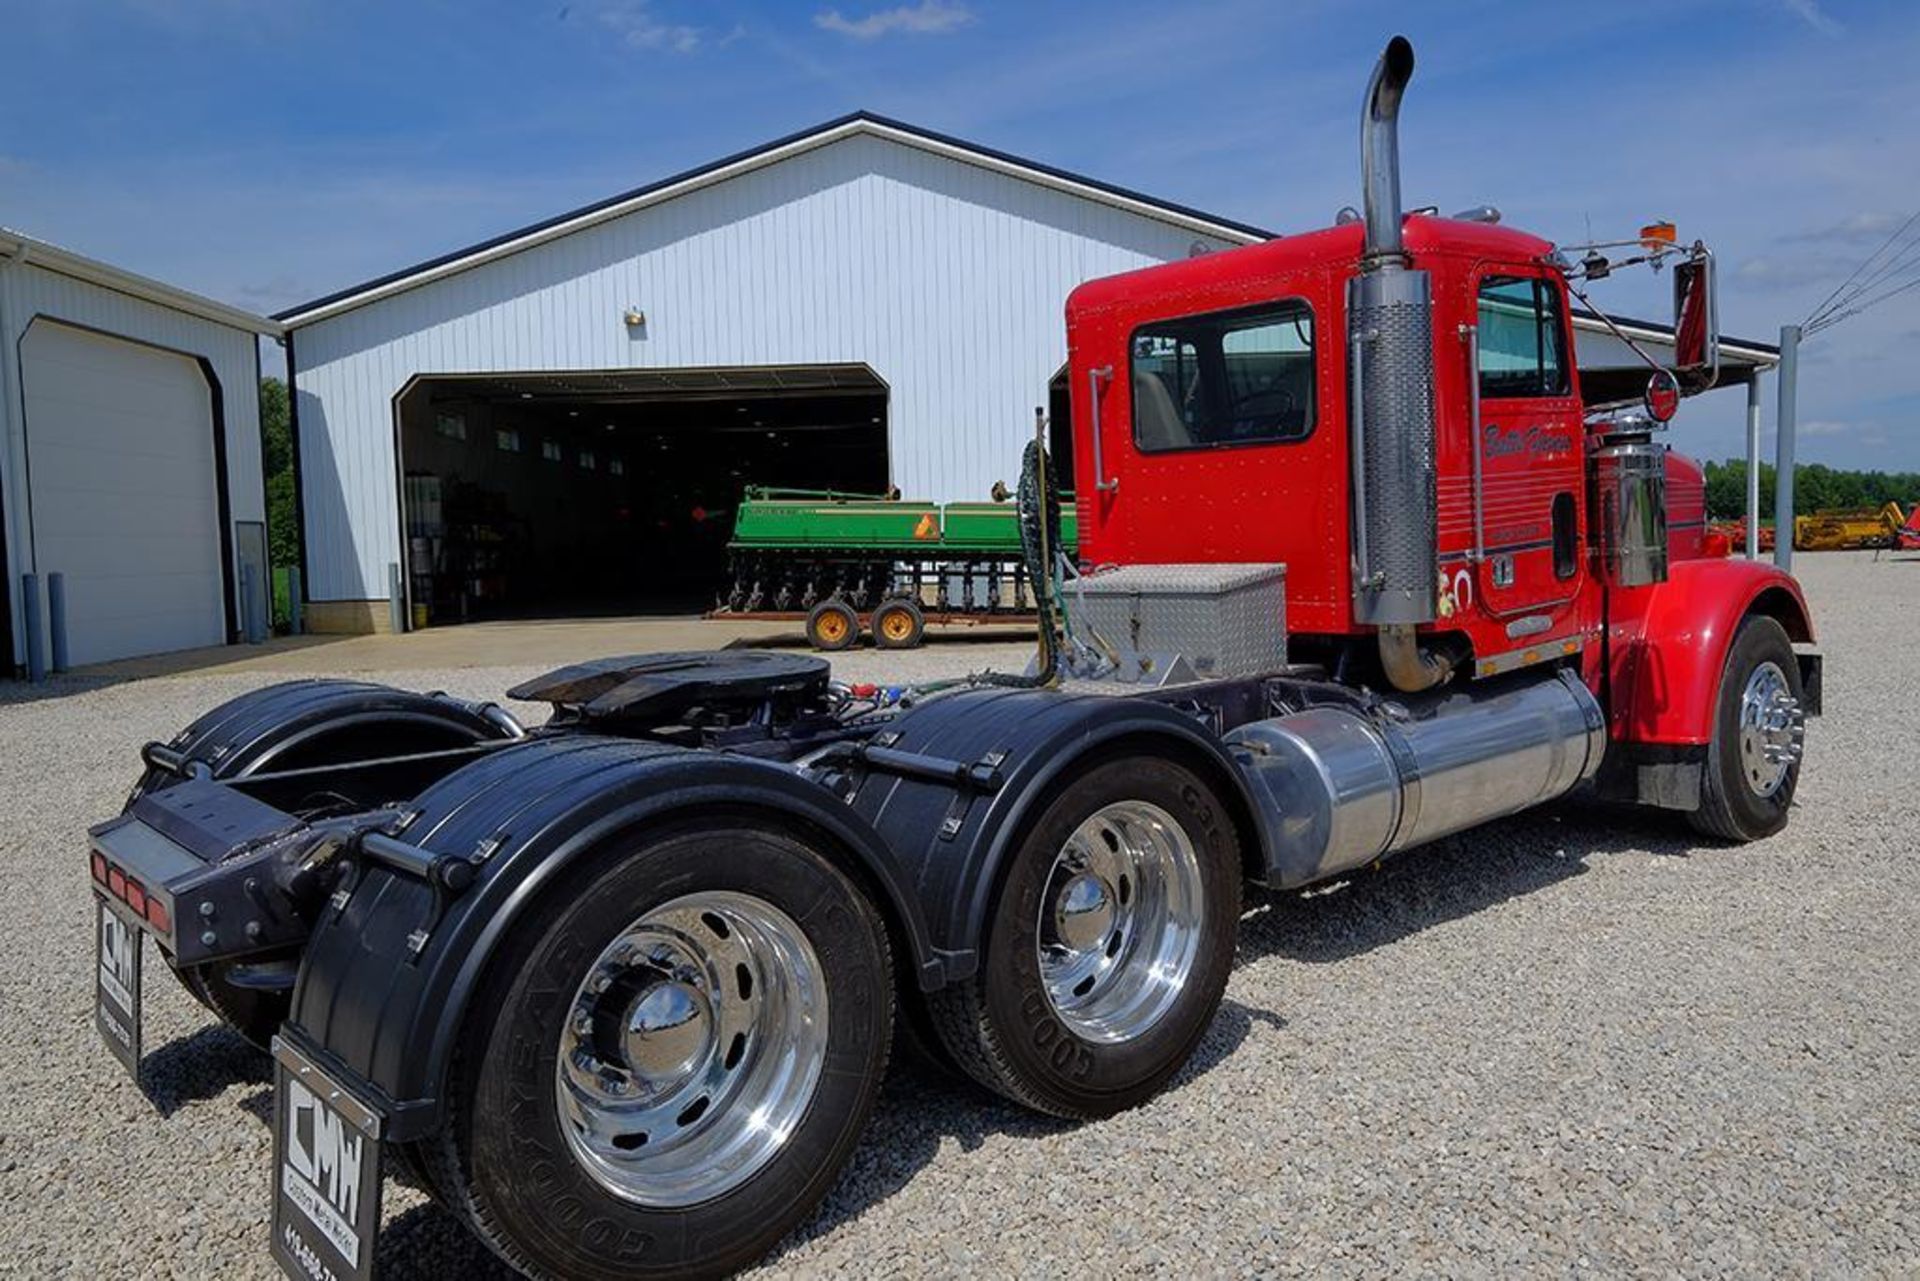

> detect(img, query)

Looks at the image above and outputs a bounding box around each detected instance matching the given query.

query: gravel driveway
[2,551,1914,1277]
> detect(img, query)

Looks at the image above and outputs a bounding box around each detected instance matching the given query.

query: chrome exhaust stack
[1350,36,1446,689]
[1360,35,1416,267]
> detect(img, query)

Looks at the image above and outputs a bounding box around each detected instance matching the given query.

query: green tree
[1701,456,1920,521]
[260,376,299,571]
[1703,459,1745,520]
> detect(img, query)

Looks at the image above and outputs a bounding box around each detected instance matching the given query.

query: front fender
[287,735,932,1141]
[1609,557,1814,746]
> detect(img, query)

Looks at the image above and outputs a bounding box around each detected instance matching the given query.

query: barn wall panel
[292,133,1228,600]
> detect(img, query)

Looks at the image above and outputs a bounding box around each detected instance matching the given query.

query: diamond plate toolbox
[1070,563,1286,678]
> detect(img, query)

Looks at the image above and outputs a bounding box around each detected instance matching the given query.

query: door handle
[1088,365,1117,493]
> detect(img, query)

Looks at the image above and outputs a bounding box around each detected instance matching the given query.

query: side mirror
[1644,368,1680,423]
[1671,247,1719,392]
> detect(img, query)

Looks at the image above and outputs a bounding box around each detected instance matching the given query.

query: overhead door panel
[22,322,226,665]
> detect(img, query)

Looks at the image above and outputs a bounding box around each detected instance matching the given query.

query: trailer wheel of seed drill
[82,37,1821,1281]
[716,483,1079,648]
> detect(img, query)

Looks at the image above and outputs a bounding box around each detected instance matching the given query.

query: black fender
[842,686,1274,985]
[129,677,519,803]
[286,735,936,1141]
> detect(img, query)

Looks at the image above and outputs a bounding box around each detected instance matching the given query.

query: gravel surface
[3,551,1915,1278]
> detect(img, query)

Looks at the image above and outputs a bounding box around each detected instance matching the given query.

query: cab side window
[1131,301,1315,452]
[1477,276,1568,398]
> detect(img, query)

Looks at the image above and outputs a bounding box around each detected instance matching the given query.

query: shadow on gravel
[0,675,134,707]
[346,999,1274,1277]
[132,792,1708,1276]
[756,996,1270,1266]
[377,1205,521,1280]
[1237,798,1700,966]
[138,1025,270,1118]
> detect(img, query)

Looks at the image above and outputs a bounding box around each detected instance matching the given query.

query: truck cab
[1065,201,1814,821]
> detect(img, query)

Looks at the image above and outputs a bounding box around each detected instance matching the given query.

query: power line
[1804,210,1920,333]
[1807,268,1920,337]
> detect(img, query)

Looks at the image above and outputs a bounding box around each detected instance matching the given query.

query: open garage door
[395,364,887,625]
[21,321,229,665]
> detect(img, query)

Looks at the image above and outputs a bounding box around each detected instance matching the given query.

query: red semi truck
[87,37,1815,1281]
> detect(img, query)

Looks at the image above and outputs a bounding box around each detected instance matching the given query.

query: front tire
[1689,615,1806,842]
[928,756,1241,1119]
[442,826,893,1280]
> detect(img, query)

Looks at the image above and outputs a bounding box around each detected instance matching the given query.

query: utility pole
[1773,324,1801,571]
[1745,373,1763,559]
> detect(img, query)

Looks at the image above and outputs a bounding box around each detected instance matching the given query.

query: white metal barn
[277,114,1269,632]
[279,113,1778,633]
[1,230,276,671]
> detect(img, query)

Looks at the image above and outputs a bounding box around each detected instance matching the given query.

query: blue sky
[3,0,1916,469]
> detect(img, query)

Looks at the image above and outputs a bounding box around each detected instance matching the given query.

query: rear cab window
[1131,301,1315,452]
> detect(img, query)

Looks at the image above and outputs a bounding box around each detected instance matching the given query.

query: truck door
[1467,268,1586,624]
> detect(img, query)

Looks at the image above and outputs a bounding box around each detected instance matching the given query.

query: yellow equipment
[1793,501,1907,551]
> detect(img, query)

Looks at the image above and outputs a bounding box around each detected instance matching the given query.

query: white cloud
[1785,211,1912,244]
[595,1,701,53]
[1798,419,1854,437]
[1734,253,1857,291]
[1781,0,1843,36]
[814,1,973,40]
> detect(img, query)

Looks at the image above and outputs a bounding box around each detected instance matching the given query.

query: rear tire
[928,756,1241,1119]
[440,826,893,1280]
[1688,615,1806,842]
[805,600,860,652]
[179,958,295,1050]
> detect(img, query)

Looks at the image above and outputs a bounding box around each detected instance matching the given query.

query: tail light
[92,851,173,936]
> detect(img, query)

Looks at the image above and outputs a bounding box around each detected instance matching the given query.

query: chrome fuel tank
[1227,669,1607,888]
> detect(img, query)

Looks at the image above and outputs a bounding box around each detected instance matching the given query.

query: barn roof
[274,112,1276,327]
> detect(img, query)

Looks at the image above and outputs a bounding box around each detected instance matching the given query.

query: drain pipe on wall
[0,237,33,675]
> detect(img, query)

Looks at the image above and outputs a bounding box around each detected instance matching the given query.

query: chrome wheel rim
[1035,800,1204,1043]
[554,891,828,1207]
[1737,660,1804,799]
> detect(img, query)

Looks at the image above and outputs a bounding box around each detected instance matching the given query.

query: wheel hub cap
[1036,800,1204,1044]
[1737,660,1804,799]
[622,980,711,1086]
[555,891,828,1207]
[1054,873,1116,950]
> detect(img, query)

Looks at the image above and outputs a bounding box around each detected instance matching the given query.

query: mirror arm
[1562,273,1671,380]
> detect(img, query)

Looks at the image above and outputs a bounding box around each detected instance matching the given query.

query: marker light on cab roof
[1640,221,1677,248]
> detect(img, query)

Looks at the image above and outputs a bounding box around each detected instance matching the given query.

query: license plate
[94,895,143,1078]
[271,1037,385,1281]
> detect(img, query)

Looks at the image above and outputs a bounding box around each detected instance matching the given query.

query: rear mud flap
[271,1037,386,1281]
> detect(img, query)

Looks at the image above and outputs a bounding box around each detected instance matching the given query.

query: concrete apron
[68,615,1037,680]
